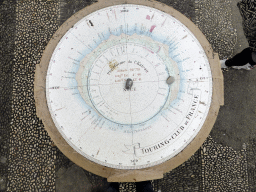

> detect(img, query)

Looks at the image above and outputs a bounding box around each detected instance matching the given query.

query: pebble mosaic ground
[1,0,256,191]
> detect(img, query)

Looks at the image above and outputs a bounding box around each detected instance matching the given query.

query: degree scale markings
[46,4,212,169]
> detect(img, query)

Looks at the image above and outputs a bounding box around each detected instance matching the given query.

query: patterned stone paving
[202,136,248,191]
[152,150,202,192]
[6,0,59,191]
[0,0,16,191]
[58,0,96,26]
[1,0,255,191]
[195,0,237,59]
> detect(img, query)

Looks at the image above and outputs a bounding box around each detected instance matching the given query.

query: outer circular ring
[34,0,224,182]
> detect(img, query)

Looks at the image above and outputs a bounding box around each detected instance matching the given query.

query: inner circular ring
[88,45,170,125]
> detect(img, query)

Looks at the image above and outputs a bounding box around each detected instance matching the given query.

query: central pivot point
[125,78,133,90]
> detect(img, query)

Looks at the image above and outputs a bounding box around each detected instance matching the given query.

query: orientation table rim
[34,0,224,182]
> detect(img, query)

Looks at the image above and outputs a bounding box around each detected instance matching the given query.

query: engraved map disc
[35,0,223,180]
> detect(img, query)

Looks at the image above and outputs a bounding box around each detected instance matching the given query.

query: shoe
[232,63,253,70]
[220,59,227,68]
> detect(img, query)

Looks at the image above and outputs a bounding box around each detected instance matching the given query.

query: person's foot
[232,63,253,70]
[220,59,227,68]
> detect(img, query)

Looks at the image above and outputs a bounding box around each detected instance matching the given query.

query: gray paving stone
[0,175,6,191]
[56,164,92,192]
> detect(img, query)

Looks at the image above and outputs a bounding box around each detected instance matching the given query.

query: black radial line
[60,78,207,89]
[123,7,133,125]
[123,7,129,66]
[69,32,94,51]
[123,6,136,167]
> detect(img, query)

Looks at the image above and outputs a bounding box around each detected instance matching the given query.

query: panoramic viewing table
[34,0,224,182]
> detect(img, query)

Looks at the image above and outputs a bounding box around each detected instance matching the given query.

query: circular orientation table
[34,0,224,182]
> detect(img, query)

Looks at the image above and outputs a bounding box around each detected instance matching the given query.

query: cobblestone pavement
[0,0,256,191]
[195,0,237,59]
